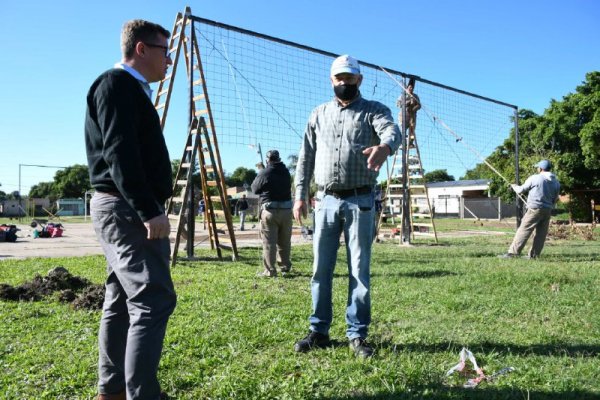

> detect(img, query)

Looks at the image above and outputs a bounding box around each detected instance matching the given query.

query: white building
[427,179,516,219]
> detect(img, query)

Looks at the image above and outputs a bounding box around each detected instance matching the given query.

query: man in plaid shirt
[293,55,401,358]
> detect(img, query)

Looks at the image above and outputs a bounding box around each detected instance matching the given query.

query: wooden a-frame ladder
[376,80,438,244]
[155,7,239,265]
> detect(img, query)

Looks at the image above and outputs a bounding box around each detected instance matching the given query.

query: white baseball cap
[330,54,360,76]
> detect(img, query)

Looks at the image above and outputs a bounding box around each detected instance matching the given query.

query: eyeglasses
[143,42,171,58]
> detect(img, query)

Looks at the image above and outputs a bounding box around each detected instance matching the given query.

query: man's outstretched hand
[363,144,391,172]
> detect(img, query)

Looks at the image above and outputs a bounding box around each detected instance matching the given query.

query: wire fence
[192,16,517,182]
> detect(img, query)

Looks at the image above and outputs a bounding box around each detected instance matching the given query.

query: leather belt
[318,185,372,199]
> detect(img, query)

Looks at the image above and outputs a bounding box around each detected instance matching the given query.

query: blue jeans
[309,191,375,339]
[239,210,247,230]
[91,193,176,399]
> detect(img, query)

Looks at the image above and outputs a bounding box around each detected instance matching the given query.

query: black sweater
[85,69,173,221]
[251,162,292,205]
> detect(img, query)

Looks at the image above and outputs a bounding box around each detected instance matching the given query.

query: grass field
[1,229,599,399]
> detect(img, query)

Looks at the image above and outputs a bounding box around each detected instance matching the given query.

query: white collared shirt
[114,62,152,99]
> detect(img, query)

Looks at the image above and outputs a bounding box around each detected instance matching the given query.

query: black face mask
[334,84,358,101]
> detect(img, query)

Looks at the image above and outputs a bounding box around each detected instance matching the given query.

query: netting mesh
[193,18,516,180]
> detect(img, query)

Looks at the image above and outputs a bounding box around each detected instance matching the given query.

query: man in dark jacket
[251,150,293,277]
[236,194,249,231]
[85,19,176,400]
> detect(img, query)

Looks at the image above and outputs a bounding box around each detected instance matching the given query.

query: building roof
[426,179,490,188]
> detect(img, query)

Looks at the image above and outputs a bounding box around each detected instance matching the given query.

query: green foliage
[28,181,58,200]
[463,72,600,216]
[1,235,600,398]
[424,169,455,182]
[53,164,90,198]
[226,167,257,188]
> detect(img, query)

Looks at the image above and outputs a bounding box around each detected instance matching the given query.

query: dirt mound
[0,267,104,310]
[548,222,596,241]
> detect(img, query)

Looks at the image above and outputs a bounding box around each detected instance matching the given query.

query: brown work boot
[97,391,126,400]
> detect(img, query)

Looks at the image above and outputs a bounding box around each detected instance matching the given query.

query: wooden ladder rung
[412,213,432,218]
[413,223,433,228]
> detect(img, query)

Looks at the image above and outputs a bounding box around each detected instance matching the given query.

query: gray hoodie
[514,171,560,209]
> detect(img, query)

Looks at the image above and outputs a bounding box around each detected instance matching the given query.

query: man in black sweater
[251,150,293,277]
[85,19,176,400]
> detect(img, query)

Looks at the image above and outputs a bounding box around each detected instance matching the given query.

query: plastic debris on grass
[445,347,515,388]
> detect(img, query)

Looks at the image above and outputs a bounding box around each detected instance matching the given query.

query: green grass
[1,234,599,399]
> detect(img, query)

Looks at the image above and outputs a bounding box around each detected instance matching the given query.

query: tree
[29,182,58,201]
[462,72,600,219]
[53,164,91,198]
[226,167,257,188]
[424,169,455,182]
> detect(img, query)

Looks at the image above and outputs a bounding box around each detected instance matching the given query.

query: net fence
[192,16,517,187]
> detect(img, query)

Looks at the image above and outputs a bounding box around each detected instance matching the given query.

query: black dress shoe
[349,337,374,358]
[294,331,331,352]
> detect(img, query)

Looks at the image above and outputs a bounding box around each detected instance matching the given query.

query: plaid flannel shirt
[295,94,401,200]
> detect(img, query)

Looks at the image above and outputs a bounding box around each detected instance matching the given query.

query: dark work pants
[91,193,176,400]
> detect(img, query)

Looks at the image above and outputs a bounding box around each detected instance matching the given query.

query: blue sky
[1,0,598,195]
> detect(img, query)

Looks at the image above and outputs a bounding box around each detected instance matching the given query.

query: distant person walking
[251,150,293,277]
[236,194,249,231]
[500,159,561,259]
[85,19,176,400]
[293,55,401,358]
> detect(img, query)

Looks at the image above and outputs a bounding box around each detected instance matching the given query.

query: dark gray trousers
[91,193,176,399]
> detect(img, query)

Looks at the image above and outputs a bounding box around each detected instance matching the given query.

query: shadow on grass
[383,341,599,358]
[318,386,600,400]
[262,269,459,280]
[381,270,458,279]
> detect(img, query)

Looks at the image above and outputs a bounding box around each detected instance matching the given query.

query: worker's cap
[330,55,360,76]
[266,149,280,162]
[536,159,552,171]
